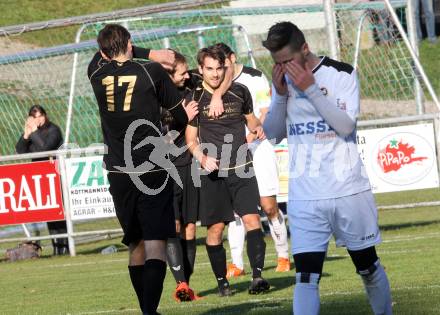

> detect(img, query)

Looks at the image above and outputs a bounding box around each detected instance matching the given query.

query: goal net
[0,1,437,156]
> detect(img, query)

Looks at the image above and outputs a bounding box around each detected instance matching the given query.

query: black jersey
[188,81,253,168]
[160,71,201,166]
[87,49,187,172]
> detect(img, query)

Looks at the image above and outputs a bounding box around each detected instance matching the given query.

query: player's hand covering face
[272,64,287,96]
[183,100,199,122]
[285,60,315,92]
[199,57,225,90]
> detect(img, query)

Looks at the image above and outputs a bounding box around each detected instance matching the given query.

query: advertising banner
[65,156,116,221]
[0,161,64,226]
[357,123,439,193]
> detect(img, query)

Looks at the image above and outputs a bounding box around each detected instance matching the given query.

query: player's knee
[207,223,224,245]
[260,197,278,218]
[183,223,196,239]
[242,214,261,231]
[348,246,379,274]
[294,252,326,275]
[144,240,167,262]
[128,240,145,265]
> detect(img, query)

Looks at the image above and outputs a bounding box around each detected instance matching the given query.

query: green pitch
[1,188,440,314]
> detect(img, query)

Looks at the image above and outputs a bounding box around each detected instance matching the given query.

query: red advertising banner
[0,161,65,226]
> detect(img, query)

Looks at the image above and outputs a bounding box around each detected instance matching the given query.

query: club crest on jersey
[320,87,328,96]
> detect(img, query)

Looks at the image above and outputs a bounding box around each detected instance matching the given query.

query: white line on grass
[75,284,440,314]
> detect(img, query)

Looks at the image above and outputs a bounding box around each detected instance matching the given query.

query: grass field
[1,2,440,314]
[1,188,440,315]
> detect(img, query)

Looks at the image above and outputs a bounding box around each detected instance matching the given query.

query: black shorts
[107,171,175,246]
[173,164,199,225]
[199,168,260,226]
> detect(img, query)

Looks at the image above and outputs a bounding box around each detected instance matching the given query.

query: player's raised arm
[285,60,357,137]
[148,49,176,71]
[208,61,234,118]
[131,45,151,59]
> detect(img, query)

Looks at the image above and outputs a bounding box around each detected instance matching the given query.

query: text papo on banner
[0,161,64,226]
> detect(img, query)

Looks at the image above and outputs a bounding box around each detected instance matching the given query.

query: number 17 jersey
[88,52,185,172]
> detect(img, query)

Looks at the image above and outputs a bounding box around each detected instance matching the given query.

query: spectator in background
[414,0,437,43]
[16,104,69,255]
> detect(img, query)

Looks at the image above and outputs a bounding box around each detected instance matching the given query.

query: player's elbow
[263,122,285,144]
[335,120,356,138]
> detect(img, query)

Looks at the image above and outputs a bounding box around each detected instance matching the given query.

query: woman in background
[16,104,68,255]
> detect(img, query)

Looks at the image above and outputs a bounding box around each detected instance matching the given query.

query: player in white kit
[262,22,392,315]
[213,43,290,277]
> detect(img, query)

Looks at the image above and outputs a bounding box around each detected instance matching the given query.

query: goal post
[0,1,438,156]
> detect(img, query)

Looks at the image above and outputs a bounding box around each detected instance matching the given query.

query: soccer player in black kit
[88,24,198,315]
[185,46,270,296]
[161,50,201,301]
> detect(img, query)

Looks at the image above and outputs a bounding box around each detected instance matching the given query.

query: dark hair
[197,46,226,66]
[166,49,187,75]
[28,104,50,128]
[213,42,234,58]
[262,22,306,53]
[97,24,131,59]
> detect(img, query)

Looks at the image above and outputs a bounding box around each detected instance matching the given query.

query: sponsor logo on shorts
[361,233,375,241]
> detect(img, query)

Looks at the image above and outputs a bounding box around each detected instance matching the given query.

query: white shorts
[288,190,381,254]
[249,139,279,197]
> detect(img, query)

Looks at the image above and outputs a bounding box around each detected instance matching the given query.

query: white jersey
[234,65,271,121]
[285,56,371,200]
[234,65,280,197]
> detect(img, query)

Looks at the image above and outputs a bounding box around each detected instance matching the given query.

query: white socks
[268,211,289,259]
[294,272,321,315]
[292,260,392,315]
[360,260,393,315]
[227,214,245,269]
[228,210,289,268]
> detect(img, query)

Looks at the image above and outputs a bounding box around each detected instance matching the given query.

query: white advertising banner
[357,123,439,193]
[65,156,116,221]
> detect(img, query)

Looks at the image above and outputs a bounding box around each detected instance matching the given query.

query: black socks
[143,259,167,313]
[246,229,266,278]
[128,265,144,312]
[166,238,186,283]
[181,238,196,282]
[206,243,228,288]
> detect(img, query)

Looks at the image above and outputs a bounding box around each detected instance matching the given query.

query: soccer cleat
[226,263,245,279]
[248,277,270,295]
[275,257,291,272]
[173,282,192,302]
[190,290,203,301]
[187,287,203,301]
[218,282,235,297]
